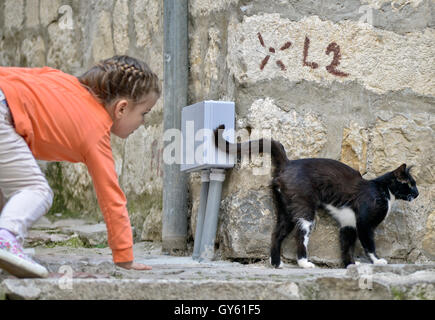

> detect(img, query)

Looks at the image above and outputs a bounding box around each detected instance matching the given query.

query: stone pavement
[0,218,434,300]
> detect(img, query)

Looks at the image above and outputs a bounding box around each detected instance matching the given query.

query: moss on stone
[42,235,88,248]
[45,162,100,221]
[45,162,69,216]
[391,287,406,300]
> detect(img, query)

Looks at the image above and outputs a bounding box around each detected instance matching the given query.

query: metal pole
[199,169,226,261]
[162,0,189,252]
[192,170,210,260]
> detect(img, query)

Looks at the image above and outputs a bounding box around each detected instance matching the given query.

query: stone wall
[0,0,164,241]
[188,0,434,266]
[0,0,434,265]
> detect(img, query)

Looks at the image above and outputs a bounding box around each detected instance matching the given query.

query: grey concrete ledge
[1,257,433,300]
[1,241,433,300]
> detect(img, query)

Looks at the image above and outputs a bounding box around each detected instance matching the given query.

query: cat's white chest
[324,204,357,228]
[386,190,396,218]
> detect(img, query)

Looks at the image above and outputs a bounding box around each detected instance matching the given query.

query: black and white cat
[214,125,419,268]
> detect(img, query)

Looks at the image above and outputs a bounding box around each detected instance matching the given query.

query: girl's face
[110,92,159,139]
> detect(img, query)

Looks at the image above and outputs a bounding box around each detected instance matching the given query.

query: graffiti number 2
[325,42,349,77]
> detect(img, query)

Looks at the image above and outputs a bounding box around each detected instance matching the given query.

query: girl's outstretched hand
[115,261,152,270]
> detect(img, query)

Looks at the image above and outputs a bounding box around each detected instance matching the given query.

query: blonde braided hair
[78,55,161,106]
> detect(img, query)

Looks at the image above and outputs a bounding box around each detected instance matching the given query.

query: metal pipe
[192,170,210,260]
[199,168,226,261]
[162,0,189,252]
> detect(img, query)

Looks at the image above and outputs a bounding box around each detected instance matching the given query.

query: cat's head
[390,164,419,201]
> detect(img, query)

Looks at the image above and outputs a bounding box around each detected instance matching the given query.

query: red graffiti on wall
[257,32,292,71]
[325,42,349,77]
[257,33,349,77]
[303,36,319,69]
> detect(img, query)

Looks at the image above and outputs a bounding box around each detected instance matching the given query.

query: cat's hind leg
[339,226,357,267]
[270,185,295,268]
[295,218,315,268]
[270,215,295,268]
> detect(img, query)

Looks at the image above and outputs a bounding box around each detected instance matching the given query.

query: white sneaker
[0,230,48,278]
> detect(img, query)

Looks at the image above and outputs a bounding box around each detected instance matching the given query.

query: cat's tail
[213,124,289,169]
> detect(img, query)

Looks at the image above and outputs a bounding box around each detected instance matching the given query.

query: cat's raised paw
[297,258,315,269]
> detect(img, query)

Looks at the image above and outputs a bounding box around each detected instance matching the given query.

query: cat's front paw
[270,257,283,268]
[368,253,388,265]
[373,258,388,265]
[297,258,315,269]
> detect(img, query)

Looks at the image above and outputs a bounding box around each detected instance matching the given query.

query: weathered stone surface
[113,0,130,54]
[53,162,100,220]
[33,217,88,230]
[24,218,107,248]
[133,0,162,49]
[141,206,163,242]
[243,98,328,160]
[204,28,222,98]
[368,113,434,185]
[63,223,108,247]
[189,0,238,17]
[39,0,61,27]
[91,11,115,62]
[25,230,73,247]
[4,0,24,31]
[25,0,40,28]
[21,36,46,67]
[219,189,275,259]
[237,0,433,34]
[122,124,164,195]
[46,19,81,73]
[341,121,369,174]
[423,210,435,258]
[121,124,164,240]
[227,14,435,96]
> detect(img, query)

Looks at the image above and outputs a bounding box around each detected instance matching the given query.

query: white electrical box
[181,101,235,172]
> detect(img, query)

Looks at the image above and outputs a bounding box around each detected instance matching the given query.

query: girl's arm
[84,133,134,264]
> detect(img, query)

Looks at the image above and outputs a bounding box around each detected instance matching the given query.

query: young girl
[0,55,160,278]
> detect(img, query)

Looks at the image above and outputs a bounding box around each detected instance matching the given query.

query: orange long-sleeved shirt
[0,66,133,263]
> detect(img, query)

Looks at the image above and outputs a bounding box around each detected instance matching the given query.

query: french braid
[78,55,161,106]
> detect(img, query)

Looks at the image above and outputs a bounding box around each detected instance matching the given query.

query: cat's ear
[393,164,407,179]
[406,165,415,175]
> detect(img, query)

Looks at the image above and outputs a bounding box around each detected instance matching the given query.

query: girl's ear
[113,99,129,119]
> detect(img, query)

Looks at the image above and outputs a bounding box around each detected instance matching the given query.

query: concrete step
[1,219,434,300]
[1,242,434,300]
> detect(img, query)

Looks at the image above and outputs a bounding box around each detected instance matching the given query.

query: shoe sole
[0,249,48,278]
